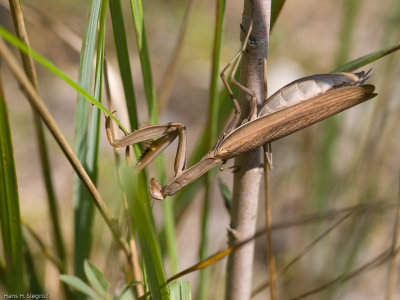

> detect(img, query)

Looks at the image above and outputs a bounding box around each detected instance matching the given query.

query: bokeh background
[1,0,399,298]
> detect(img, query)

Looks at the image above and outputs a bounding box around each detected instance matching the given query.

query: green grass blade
[109,0,139,132]
[84,260,110,297]
[86,0,107,184]
[60,275,103,300]
[271,0,287,29]
[0,25,127,134]
[169,281,192,300]
[0,91,25,292]
[331,43,400,72]
[198,1,226,299]
[122,166,170,300]
[23,238,44,293]
[129,0,157,122]
[129,0,179,273]
[73,0,102,282]
[334,0,363,66]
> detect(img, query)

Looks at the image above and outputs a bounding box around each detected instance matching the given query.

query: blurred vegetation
[0,0,399,299]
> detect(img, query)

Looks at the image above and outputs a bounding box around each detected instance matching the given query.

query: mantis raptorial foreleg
[105,117,187,175]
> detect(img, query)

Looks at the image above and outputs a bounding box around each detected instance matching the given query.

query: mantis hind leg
[219,15,257,140]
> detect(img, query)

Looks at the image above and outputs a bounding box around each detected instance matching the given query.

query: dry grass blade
[270,200,395,231]
[157,0,197,114]
[289,246,400,300]
[385,176,400,300]
[21,218,62,270]
[251,211,354,297]
[0,37,131,259]
[0,0,82,52]
[263,150,277,300]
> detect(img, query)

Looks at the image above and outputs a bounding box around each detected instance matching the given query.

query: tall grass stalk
[73,0,102,283]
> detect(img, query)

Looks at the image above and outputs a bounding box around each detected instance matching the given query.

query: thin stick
[0,37,131,260]
[263,149,277,300]
[385,175,400,300]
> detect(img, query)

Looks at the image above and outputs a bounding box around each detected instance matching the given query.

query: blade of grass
[129,0,179,273]
[0,73,25,293]
[385,176,400,300]
[73,0,102,282]
[198,1,226,299]
[331,42,400,72]
[23,238,44,294]
[271,0,286,30]
[169,281,192,300]
[157,0,197,114]
[7,0,67,278]
[21,218,62,270]
[109,0,139,133]
[60,275,103,300]
[0,25,127,133]
[289,246,400,300]
[122,166,170,300]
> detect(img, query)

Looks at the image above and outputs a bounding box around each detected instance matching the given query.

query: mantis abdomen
[258,71,372,116]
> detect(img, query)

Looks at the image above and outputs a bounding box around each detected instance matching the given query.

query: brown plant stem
[225,1,271,300]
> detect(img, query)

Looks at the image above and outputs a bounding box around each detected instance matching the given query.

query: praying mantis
[106,18,377,200]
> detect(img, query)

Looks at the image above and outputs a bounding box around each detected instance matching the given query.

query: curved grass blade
[0,25,127,134]
[60,275,103,300]
[331,42,400,73]
[73,0,102,282]
[84,260,109,297]
[0,88,24,292]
